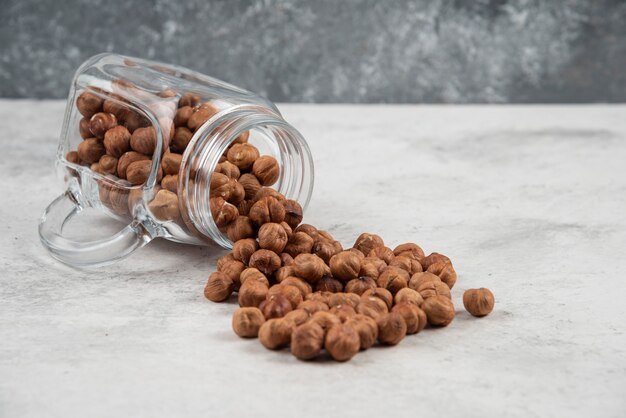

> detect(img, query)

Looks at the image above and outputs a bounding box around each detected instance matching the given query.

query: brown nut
[282,199,303,229]
[187,103,218,130]
[117,151,150,179]
[310,311,341,332]
[427,262,457,289]
[328,293,360,309]
[217,259,245,286]
[359,257,385,279]
[416,279,451,300]
[344,277,377,295]
[238,173,262,200]
[254,187,285,203]
[422,295,455,326]
[329,251,362,282]
[391,303,425,334]
[217,161,241,180]
[103,125,131,157]
[76,91,103,118]
[77,138,106,164]
[463,288,495,317]
[258,222,288,253]
[174,105,194,127]
[325,323,360,362]
[312,240,338,264]
[126,160,162,185]
[161,174,178,193]
[394,287,424,307]
[279,250,294,265]
[130,126,158,155]
[295,224,317,239]
[361,288,393,310]
[281,277,312,298]
[421,252,452,270]
[252,155,280,186]
[376,312,407,345]
[305,291,333,304]
[226,143,259,170]
[356,297,388,320]
[248,249,281,275]
[66,151,80,164]
[298,299,329,315]
[89,112,117,139]
[248,196,286,226]
[98,155,118,175]
[348,248,366,260]
[234,130,250,144]
[376,267,409,295]
[226,216,255,242]
[210,197,239,228]
[216,254,235,270]
[232,307,265,338]
[329,304,357,323]
[408,272,442,291]
[148,189,180,221]
[79,117,92,140]
[346,314,378,350]
[161,152,182,175]
[391,255,423,275]
[353,233,384,256]
[268,284,304,310]
[293,254,326,284]
[232,238,259,264]
[283,309,310,326]
[393,243,425,261]
[369,246,395,264]
[238,280,269,307]
[284,232,314,258]
[171,126,193,153]
[275,266,294,283]
[239,268,269,287]
[178,93,200,108]
[258,318,294,350]
[259,294,293,319]
[315,276,343,293]
[204,271,234,302]
[291,321,325,360]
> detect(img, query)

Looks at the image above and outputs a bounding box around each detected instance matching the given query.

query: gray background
[1,0,625,103]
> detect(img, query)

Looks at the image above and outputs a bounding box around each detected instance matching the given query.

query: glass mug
[39,53,314,267]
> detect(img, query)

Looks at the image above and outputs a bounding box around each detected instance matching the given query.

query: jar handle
[39,189,151,267]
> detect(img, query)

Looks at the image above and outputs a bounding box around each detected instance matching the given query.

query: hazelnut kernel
[345,314,378,350]
[356,297,388,320]
[427,262,457,289]
[161,152,182,175]
[391,303,425,334]
[377,312,407,345]
[392,243,425,260]
[376,267,409,296]
[369,246,395,264]
[344,277,377,295]
[103,125,131,157]
[421,252,452,270]
[126,160,162,185]
[232,238,259,264]
[416,279,451,300]
[238,173,262,200]
[252,155,280,186]
[258,222,288,253]
[249,196,286,226]
[76,91,103,118]
[422,295,455,326]
[79,117,92,139]
[267,284,304,309]
[258,318,294,350]
[310,311,341,332]
[77,138,106,164]
[361,288,393,310]
[284,232,314,258]
[148,189,180,221]
[226,216,255,242]
[187,103,218,130]
[394,288,424,307]
[329,251,362,282]
[161,174,178,193]
[239,268,269,287]
[174,105,194,127]
[232,307,265,338]
[291,321,325,360]
[248,249,281,275]
[171,126,193,153]
[279,277,313,299]
[217,259,245,286]
[325,323,360,361]
[238,281,269,307]
[293,254,327,284]
[328,293,360,309]
[89,112,117,139]
[204,272,234,302]
[298,299,329,315]
[408,272,442,291]
[353,233,384,257]
[227,143,260,170]
[178,93,200,108]
[283,309,310,326]
[463,288,495,317]
[329,304,357,323]
[259,294,293,319]
[218,161,241,180]
[282,199,303,229]
[315,275,343,293]
[210,197,239,228]
[117,151,149,180]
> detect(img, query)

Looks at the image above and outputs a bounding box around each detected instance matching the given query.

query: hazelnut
[239,268,268,286]
[130,126,157,155]
[312,239,338,264]
[210,197,239,228]
[344,277,377,295]
[174,105,194,127]
[329,251,362,281]
[204,272,234,302]
[237,199,254,216]
[232,307,265,338]
[187,103,218,130]
[238,173,261,200]
[127,160,162,185]
[306,291,333,304]
[353,233,384,256]
[248,196,286,226]
[148,189,180,221]
[121,108,149,133]
[252,155,280,186]
[217,161,240,180]
[77,138,106,164]
[310,311,341,332]
[76,91,103,118]
[325,324,360,361]
[463,288,495,317]
[217,254,236,270]
[227,143,259,170]
[238,280,269,307]
[422,295,455,326]
[259,294,293,319]
[258,318,294,350]
[275,266,294,282]
[376,267,409,295]
[295,224,318,239]
[348,248,366,260]
[293,254,326,284]
[408,272,442,291]
[298,299,329,315]
[234,130,250,144]
[329,304,357,322]
[232,239,259,264]
[171,126,193,153]
[328,293,360,309]
[280,277,312,298]
[254,187,285,203]
[268,284,303,309]
[427,262,457,289]
[108,185,130,215]
[282,199,303,229]
[178,93,200,108]
[315,276,343,293]
[279,250,294,265]
[284,232,314,258]
[117,151,149,180]
[346,315,378,350]
[79,117,92,139]
[369,246,395,264]
[161,174,178,193]
[66,151,80,164]
[98,155,118,175]
[291,321,325,360]
[393,243,425,260]
[416,279,451,300]
[359,258,383,279]
[248,249,281,275]
[161,152,182,175]
[217,259,245,286]
[421,252,452,270]
[258,222,288,253]
[225,180,245,205]
[283,309,310,326]
[102,125,130,157]
[361,288,393,310]
[356,297,388,320]
[376,312,407,345]
[391,303,425,334]
[388,256,412,273]
[226,216,255,242]
[394,288,424,307]
[89,112,117,139]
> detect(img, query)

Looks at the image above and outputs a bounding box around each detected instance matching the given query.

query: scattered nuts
[463,288,495,317]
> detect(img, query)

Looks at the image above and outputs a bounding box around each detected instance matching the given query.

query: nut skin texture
[408,272,442,291]
[232,307,265,338]
[239,268,269,287]
[258,318,295,350]
[187,103,219,130]
[377,312,407,345]
[231,239,259,265]
[179,93,200,108]
[421,252,452,270]
[274,266,294,283]
[103,125,131,157]
[427,262,457,289]
[117,151,150,180]
[171,127,193,152]
[463,288,495,317]
[252,155,280,186]
[417,279,452,300]
[210,197,239,228]
[258,222,288,253]
[77,138,106,164]
[344,277,377,295]
[248,249,281,275]
[99,155,118,175]
[345,314,379,350]
[282,199,304,229]
[356,297,389,320]
[161,152,182,175]
[161,175,178,193]
[238,281,269,307]
[329,251,362,282]
[76,91,104,118]
[280,277,312,298]
[204,272,234,302]
[249,196,286,226]
[283,309,310,326]
[353,233,385,257]
[226,216,255,242]
[218,260,245,288]
[267,284,304,309]
[310,311,342,332]
[394,288,424,307]
[361,288,394,310]
[422,295,455,326]
[174,105,193,127]
[369,246,395,264]
[329,304,357,322]
[298,299,329,315]
[325,324,360,361]
[393,243,425,260]
[315,276,343,293]
[238,173,262,200]
[392,303,424,334]
[227,143,260,170]
[293,254,327,284]
[79,118,92,139]
[284,232,314,258]
[328,293,361,309]
[217,161,241,180]
[259,294,293,319]
[126,160,162,185]
[89,112,117,139]
[148,189,180,221]
[291,321,325,360]
[376,267,409,296]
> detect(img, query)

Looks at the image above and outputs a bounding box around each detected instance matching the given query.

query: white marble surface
[1,101,625,417]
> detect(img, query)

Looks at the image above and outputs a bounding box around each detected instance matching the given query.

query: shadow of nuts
[463,288,495,317]
[422,295,455,326]
[232,307,265,338]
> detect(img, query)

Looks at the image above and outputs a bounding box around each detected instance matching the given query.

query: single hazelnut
[204,271,234,302]
[463,288,495,317]
[253,187,285,203]
[291,321,325,360]
[248,196,286,226]
[283,309,310,326]
[359,258,383,279]
[117,151,150,179]
[131,126,159,155]
[312,239,338,264]
[161,152,182,175]
[416,279,451,300]
[275,266,294,282]
[295,224,318,239]
[394,288,424,307]
[280,277,312,298]
[226,216,255,242]
[393,243,425,261]
[148,189,180,221]
[238,173,262,200]
[325,323,360,361]
[388,256,412,273]
[217,161,240,180]
[376,267,409,295]
[127,160,162,185]
[103,125,131,157]
[232,238,258,264]
[178,93,200,108]
[66,151,80,164]
[98,155,118,175]
[391,303,425,334]
[217,254,236,270]
[268,284,304,309]
[329,304,357,322]
[238,280,269,307]
[422,295,455,326]
[283,232,314,258]
[108,185,130,215]
[279,250,294,265]
[361,288,393,310]
[369,246,395,264]
[171,126,193,153]
[237,199,253,216]
[293,254,326,284]
[76,91,103,118]
[344,277,377,295]
[217,259,245,286]
[259,294,293,319]
[257,222,288,253]
[345,314,378,350]
[258,318,294,350]
[427,262,457,289]
[353,233,384,256]
[252,155,280,186]
[234,130,250,144]
[348,248,366,260]
[315,276,343,293]
[187,103,218,130]
[227,143,259,170]
[232,307,265,338]
[79,117,92,139]
[174,105,194,127]
[121,108,149,133]
[282,199,304,229]
[356,297,388,320]
[421,252,452,270]
[377,312,407,345]
[239,269,269,289]
[77,138,106,164]
[329,251,362,281]
[298,299,329,315]
[310,311,341,332]
[161,174,178,193]
[89,112,117,139]
[328,293,361,309]
[210,197,239,228]
[248,249,281,275]
[408,272,442,291]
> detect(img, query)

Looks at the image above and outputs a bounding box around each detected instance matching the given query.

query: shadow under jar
[39,53,314,267]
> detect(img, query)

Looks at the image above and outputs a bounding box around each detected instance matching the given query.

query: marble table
[1,101,625,417]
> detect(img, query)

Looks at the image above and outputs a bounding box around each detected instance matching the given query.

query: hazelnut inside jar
[40,53,314,266]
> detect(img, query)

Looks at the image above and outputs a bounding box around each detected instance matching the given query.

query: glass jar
[39,53,314,267]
